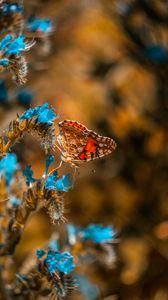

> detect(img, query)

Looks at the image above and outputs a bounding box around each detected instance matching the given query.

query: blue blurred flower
[45,173,72,192]
[23,165,35,186]
[20,102,57,125]
[67,224,80,245]
[45,250,75,275]
[27,16,53,34]
[0,79,8,103]
[76,275,100,300]
[0,153,18,185]
[145,45,168,64]
[17,89,33,106]
[82,224,115,244]
[48,239,60,251]
[10,196,21,207]
[2,3,23,14]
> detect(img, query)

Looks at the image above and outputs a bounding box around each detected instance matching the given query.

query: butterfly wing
[58,120,89,160]
[58,120,117,162]
[78,131,117,161]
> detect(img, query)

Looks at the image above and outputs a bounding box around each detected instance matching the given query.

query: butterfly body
[57,120,117,164]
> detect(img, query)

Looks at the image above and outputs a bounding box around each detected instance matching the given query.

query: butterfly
[56,120,117,165]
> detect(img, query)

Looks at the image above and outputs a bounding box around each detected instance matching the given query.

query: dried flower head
[0,2,24,34]
[0,34,35,84]
[27,16,54,37]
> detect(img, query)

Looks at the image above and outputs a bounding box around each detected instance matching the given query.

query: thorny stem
[0,185,39,256]
[0,205,32,256]
[0,115,55,159]
[3,141,13,155]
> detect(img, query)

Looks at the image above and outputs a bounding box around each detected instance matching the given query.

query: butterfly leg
[55,142,64,154]
[47,160,63,177]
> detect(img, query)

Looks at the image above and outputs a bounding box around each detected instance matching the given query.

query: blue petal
[55,174,72,192]
[20,107,36,119]
[45,155,54,175]
[0,58,9,66]
[27,17,52,33]
[0,35,12,51]
[37,104,56,125]
[45,250,75,275]
[45,171,58,190]
[6,35,26,56]
[23,165,35,186]
[36,249,46,259]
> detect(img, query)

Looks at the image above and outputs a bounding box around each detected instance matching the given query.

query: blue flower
[0,35,34,59]
[37,103,56,125]
[45,250,75,275]
[27,17,53,34]
[10,196,21,207]
[20,102,57,125]
[0,153,18,185]
[76,275,100,300]
[23,165,35,186]
[44,155,55,176]
[45,173,72,192]
[82,224,115,244]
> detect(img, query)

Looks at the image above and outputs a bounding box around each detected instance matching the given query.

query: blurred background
[0,0,168,299]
